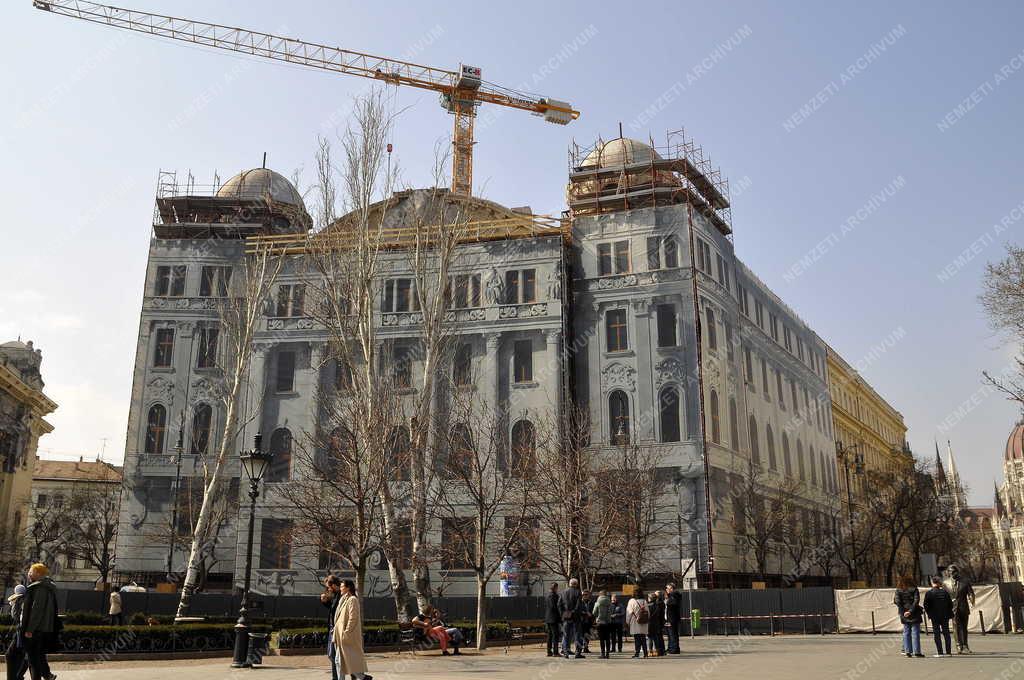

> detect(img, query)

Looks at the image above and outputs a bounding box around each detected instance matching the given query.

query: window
[790,381,799,414]
[448,274,482,309]
[321,426,353,478]
[382,278,418,313]
[797,337,805,363]
[724,322,734,361]
[513,340,533,383]
[153,328,174,367]
[705,306,717,350]
[766,424,777,470]
[441,517,475,569]
[715,254,730,290]
[155,265,186,297]
[276,351,296,393]
[760,357,769,397]
[392,345,411,388]
[335,359,352,392]
[453,344,472,386]
[696,239,712,273]
[776,370,785,410]
[447,424,474,478]
[606,309,628,352]
[656,304,677,347]
[796,439,805,480]
[35,495,47,508]
[754,300,764,328]
[145,404,167,454]
[510,420,536,476]
[275,284,306,317]
[387,426,411,481]
[738,286,750,316]
[190,404,212,455]
[809,446,818,486]
[647,236,677,269]
[748,415,760,464]
[267,427,292,482]
[659,386,681,443]
[598,240,630,275]
[769,314,779,342]
[709,390,721,444]
[609,390,630,444]
[196,326,218,369]
[504,270,519,304]
[505,516,541,569]
[729,398,739,448]
[259,518,292,569]
[782,433,792,476]
[199,266,232,297]
[504,269,536,304]
[783,326,793,352]
[744,347,754,387]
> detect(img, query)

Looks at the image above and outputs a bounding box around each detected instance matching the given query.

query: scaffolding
[567,127,732,237]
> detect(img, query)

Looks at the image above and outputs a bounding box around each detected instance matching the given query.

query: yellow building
[0,340,57,542]
[827,345,910,495]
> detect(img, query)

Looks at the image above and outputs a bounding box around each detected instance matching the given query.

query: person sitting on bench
[411,606,461,656]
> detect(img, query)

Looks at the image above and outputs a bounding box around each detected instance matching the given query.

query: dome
[580,137,663,169]
[216,168,304,207]
[0,340,29,349]
[1006,422,1024,461]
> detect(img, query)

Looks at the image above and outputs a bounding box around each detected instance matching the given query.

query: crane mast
[32,0,580,196]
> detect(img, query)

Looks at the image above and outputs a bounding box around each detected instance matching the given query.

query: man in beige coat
[332,580,372,680]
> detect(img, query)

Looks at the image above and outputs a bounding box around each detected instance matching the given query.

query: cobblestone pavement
[42,635,1024,680]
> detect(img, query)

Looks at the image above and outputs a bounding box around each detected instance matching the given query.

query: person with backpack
[558,578,586,659]
[625,589,649,659]
[923,575,954,657]
[894,575,923,658]
[21,563,58,680]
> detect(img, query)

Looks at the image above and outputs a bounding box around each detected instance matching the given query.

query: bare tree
[176,243,287,618]
[26,496,67,572]
[531,404,619,590]
[607,441,676,587]
[64,484,121,588]
[0,519,29,592]
[433,388,535,650]
[301,90,467,618]
[730,461,801,582]
[980,244,1024,406]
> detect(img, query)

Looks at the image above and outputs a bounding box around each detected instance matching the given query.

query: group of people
[5,563,60,680]
[547,578,686,659]
[320,575,373,680]
[892,565,976,658]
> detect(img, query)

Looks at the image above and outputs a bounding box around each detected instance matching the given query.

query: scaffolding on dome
[566,127,733,237]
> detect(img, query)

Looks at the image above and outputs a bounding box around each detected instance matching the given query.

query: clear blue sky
[2,1,1022,503]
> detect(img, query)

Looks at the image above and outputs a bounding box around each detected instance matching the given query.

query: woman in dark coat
[544,583,561,657]
[646,592,665,657]
[893,575,923,658]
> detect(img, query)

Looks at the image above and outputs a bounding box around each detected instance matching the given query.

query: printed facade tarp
[835,586,1003,633]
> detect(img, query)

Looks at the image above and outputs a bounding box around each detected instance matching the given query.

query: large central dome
[216,168,305,207]
[1006,421,1024,461]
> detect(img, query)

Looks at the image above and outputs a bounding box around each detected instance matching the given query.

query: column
[631,298,654,441]
[484,332,502,410]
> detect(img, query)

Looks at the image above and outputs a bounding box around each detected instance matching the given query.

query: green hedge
[0,624,272,655]
[277,622,525,649]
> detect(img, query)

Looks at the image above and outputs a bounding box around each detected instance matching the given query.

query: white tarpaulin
[835,586,1003,633]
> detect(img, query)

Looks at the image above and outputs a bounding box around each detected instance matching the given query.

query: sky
[1,1,1022,504]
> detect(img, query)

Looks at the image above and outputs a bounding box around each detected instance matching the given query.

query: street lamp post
[837,440,864,584]
[232,433,273,669]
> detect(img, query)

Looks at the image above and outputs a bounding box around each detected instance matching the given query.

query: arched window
[510,420,536,477]
[145,404,167,455]
[796,439,805,480]
[190,404,213,455]
[387,426,411,481]
[782,433,792,477]
[729,398,739,449]
[610,390,630,445]
[709,390,721,444]
[809,446,818,485]
[766,423,777,470]
[267,427,292,482]
[748,415,760,464]
[659,387,681,443]
[448,423,474,478]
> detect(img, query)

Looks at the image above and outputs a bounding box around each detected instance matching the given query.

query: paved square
[44,635,1024,680]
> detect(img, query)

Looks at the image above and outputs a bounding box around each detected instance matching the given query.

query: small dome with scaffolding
[216,168,305,208]
[579,137,665,169]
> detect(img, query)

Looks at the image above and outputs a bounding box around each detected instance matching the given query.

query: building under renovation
[116,130,844,595]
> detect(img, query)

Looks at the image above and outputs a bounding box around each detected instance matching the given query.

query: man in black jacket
[544,583,561,657]
[320,575,341,680]
[21,564,57,680]
[558,578,585,658]
[923,576,954,657]
[664,583,682,654]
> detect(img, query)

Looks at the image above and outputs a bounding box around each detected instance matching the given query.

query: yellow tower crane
[32,0,580,196]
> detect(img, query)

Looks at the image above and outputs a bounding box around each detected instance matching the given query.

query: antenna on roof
[618,121,623,139]
[262,152,267,169]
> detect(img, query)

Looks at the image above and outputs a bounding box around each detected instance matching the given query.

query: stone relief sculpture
[546,265,562,300]
[147,376,176,405]
[485,267,504,305]
[654,356,687,387]
[601,362,637,393]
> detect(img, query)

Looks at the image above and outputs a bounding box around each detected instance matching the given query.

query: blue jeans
[902,622,921,655]
[562,620,580,655]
